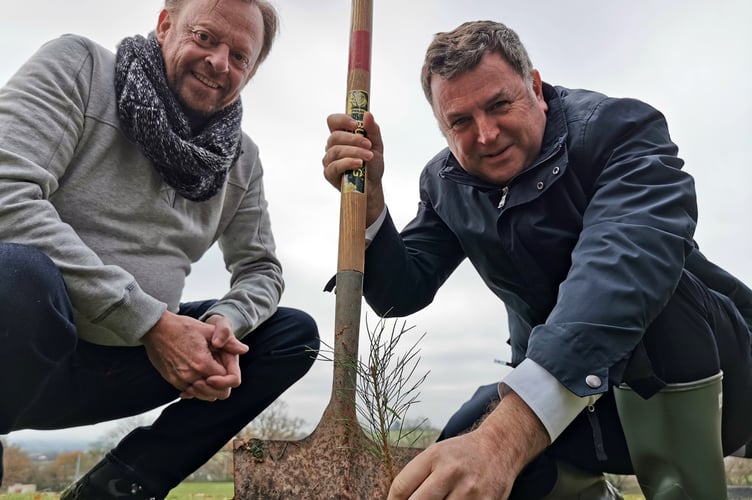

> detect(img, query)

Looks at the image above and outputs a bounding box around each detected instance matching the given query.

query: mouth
[482,144,511,160]
[192,71,220,89]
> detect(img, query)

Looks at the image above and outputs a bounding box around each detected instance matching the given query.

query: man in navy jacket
[323,20,752,499]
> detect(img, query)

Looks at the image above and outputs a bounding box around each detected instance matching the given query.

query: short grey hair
[420,20,534,105]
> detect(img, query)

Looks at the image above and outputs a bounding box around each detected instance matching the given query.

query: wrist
[365,184,385,226]
[479,391,549,474]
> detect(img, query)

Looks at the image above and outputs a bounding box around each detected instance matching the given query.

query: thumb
[212,330,248,355]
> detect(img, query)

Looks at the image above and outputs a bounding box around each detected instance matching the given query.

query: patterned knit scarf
[114,33,242,202]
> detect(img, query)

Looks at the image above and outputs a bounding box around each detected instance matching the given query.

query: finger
[205,374,241,396]
[209,327,248,355]
[388,451,433,500]
[408,471,453,500]
[218,335,249,355]
[172,352,226,386]
[206,351,242,389]
[188,352,228,380]
[325,130,373,155]
[326,113,359,133]
[362,112,383,150]
[224,351,243,385]
[322,159,364,189]
[183,379,231,401]
[323,143,374,171]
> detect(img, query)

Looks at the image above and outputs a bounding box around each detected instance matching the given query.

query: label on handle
[344,89,368,194]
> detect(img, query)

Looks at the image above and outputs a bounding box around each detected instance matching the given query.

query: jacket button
[552,167,560,175]
[536,181,545,190]
[585,375,602,388]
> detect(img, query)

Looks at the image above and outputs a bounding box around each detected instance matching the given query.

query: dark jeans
[438,270,752,499]
[0,243,320,495]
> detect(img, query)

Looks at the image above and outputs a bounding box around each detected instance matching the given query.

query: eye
[490,100,510,112]
[450,116,470,130]
[231,51,251,69]
[191,30,214,47]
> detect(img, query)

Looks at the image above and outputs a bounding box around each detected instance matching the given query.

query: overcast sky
[2,0,751,446]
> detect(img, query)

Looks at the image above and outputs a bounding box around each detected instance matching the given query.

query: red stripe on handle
[348,30,371,71]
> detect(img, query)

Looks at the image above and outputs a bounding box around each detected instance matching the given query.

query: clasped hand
[142,311,248,401]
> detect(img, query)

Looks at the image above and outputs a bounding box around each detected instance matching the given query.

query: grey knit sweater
[0,35,283,346]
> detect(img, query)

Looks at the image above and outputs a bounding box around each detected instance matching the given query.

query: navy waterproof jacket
[363,83,752,398]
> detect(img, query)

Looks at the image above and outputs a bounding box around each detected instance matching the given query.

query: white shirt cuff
[499,358,601,442]
[365,206,387,246]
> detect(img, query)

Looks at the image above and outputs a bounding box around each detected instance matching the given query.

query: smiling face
[156,0,264,122]
[431,51,548,185]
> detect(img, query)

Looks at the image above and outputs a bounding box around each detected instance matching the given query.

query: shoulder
[16,34,115,98]
[548,85,673,165]
[33,34,114,69]
[553,85,666,137]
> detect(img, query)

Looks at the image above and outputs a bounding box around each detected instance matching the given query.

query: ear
[531,69,544,101]
[155,9,171,43]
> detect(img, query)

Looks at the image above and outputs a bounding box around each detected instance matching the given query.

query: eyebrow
[443,89,510,124]
[189,21,254,56]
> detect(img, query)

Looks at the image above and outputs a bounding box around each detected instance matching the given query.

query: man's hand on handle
[323,111,386,226]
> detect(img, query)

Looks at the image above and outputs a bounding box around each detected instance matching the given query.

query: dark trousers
[438,270,752,499]
[0,243,320,495]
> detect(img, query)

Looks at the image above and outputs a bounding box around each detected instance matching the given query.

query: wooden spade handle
[330,0,373,421]
[338,0,372,274]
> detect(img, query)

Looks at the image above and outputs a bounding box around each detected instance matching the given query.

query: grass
[0,482,234,500]
[167,482,233,499]
[0,484,649,500]
[0,487,645,500]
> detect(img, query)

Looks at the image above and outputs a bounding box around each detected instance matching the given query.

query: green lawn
[167,482,234,499]
[0,482,234,500]
[0,488,645,500]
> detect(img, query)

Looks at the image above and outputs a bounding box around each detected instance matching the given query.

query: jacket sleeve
[202,141,283,338]
[526,97,697,397]
[363,178,466,317]
[0,36,166,344]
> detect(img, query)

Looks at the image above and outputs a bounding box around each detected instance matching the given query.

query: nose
[476,115,500,145]
[205,44,230,73]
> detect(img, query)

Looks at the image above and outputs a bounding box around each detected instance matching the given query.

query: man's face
[431,51,548,185]
[156,0,264,119]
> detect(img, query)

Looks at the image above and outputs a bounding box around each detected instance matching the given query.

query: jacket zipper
[496,138,564,211]
[497,186,509,209]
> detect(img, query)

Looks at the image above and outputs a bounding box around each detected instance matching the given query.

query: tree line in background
[7,400,752,492]
[2,400,440,490]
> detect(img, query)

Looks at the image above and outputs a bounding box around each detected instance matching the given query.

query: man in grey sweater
[0,0,319,497]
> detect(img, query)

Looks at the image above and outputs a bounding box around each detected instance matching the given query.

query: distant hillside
[6,435,97,455]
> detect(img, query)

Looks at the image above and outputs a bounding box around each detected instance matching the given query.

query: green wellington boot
[541,460,624,499]
[614,372,726,500]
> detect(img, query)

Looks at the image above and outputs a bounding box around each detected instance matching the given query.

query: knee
[0,244,76,362]
[297,309,320,350]
[247,307,320,363]
[279,307,320,351]
[0,243,68,311]
[287,309,320,370]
